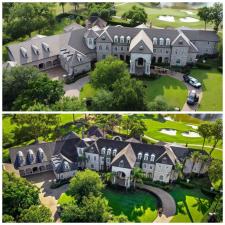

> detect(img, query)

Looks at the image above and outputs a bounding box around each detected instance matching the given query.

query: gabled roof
[96,29,113,43]
[125,137,141,143]
[111,144,136,169]
[86,16,107,29]
[86,126,104,138]
[84,29,99,39]
[129,30,153,53]
[64,23,84,33]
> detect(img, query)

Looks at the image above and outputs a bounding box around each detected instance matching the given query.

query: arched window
[159,38,164,46]
[138,152,142,160]
[120,36,124,43]
[113,149,117,156]
[150,154,155,162]
[166,38,170,46]
[101,147,106,154]
[119,160,124,167]
[114,35,118,43]
[153,37,157,45]
[144,153,149,161]
[126,36,131,43]
[107,148,111,155]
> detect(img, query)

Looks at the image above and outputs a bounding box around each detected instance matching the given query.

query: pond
[180,17,199,22]
[103,188,158,222]
[181,131,200,138]
[160,128,177,136]
[158,15,175,22]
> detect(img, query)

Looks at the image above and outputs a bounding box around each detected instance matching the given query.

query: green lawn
[103,188,158,222]
[190,67,222,111]
[170,185,213,222]
[144,76,187,109]
[115,3,214,30]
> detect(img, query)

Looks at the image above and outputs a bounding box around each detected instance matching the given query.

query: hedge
[201,187,218,197]
[143,179,174,191]
[196,63,212,69]
[179,181,195,189]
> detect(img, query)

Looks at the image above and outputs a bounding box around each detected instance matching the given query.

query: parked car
[183,74,202,88]
[187,90,199,105]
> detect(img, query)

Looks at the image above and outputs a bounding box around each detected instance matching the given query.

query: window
[99,45,102,50]
[107,148,111,155]
[114,46,117,51]
[101,147,106,154]
[91,164,94,169]
[176,59,181,64]
[150,154,155,162]
[178,40,183,45]
[149,166,152,169]
[166,50,169,54]
[102,55,106,59]
[166,38,170,46]
[89,39,92,45]
[87,155,90,160]
[106,45,109,51]
[120,36,124,43]
[138,152,142,160]
[144,153,149,161]
[119,160,124,167]
[113,149,117,156]
[159,38,164,46]
[114,35,118,43]
[121,46,123,51]
[153,37,157,45]
[153,49,156,53]
[159,175,163,181]
[106,158,110,163]
[94,156,97,161]
[126,36,131,43]
[143,164,146,169]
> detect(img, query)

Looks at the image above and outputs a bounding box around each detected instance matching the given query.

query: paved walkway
[137,183,176,222]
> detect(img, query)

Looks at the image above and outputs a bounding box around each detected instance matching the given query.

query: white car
[189,77,202,88]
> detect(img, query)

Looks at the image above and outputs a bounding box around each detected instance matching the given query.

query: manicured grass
[144,76,187,109]
[80,83,97,99]
[115,3,214,29]
[170,185,213,222]
[103,188,158,222]
[190,67,222,111]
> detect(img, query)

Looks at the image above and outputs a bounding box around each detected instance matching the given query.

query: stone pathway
[137,183,176,222]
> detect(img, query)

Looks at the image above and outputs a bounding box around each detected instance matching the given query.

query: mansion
[6,17,219,77]
[10,129,210,188]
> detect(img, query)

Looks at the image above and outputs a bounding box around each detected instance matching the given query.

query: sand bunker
[158,15,175,22]
[182,131,200,138]
[160,128,177,136]
[164,116,174,121]
[187,124,198,129]
[181,10,194,15]
[180,17,199,22]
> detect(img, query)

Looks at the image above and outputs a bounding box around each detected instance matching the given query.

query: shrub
[218,66,222,73]
[201,187,218,197]
[179,181,195,189]
[196,63,212,69]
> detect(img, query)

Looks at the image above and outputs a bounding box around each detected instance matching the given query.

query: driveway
[45,67,90,97]
[137,183,176,222]
[26,171,68,222]
[167,72,203,111]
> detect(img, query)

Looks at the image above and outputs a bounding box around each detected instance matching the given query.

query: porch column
[130,61,135,74]
[145,62,151,75]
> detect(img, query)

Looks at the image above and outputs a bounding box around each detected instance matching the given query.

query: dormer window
[153,37,157,45]
[77,53,83,62]
[150,154,155,162]
[107,148,111,155]
[113,149,117,156]
[42,42,50,52]
[120,36,124,43]
[89,39,93,45]
[31,45,39,55]
[138,152,142,160]
[101,147,106,154]
[166,38,170,46]
[114,35,118,43]
[126,36,131,43]
[144,153,149,161]
[20,47,28,58]
[159,38,164,46]
[119,160,124,167]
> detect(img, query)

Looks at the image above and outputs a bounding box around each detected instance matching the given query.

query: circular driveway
[137,183,176,222]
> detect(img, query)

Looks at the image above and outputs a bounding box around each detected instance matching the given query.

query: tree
[90,89,114,111]
[5,3,55,39]
[129,119,147,139]
[211,3,223,32]
[112,76,146,111]
[19,205,52,222]
[90,56,130,90]
[59,2,66,14]
[122,6,147,26]
[3,214,15,223]
[208,159,222,190]
[3,66,64,111]
[190,151,201,177]
[61,195,112,222]
[147,96,174,111]
[52,97,86,111]
[121,116,136,135]
[11,114,60,142]
[70,3,79,12]
[102,172,113,185]
[198,123,211,150]
[174,162,183,180]
[131,167,143,189]
[209,119,222,155]
[95,114,110,137]
[197,7,212,30]
[3,171,40,220]
[68,169,104,202]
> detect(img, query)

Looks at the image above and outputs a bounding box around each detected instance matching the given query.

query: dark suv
[187,90,199,105]
[183,74,190,82]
